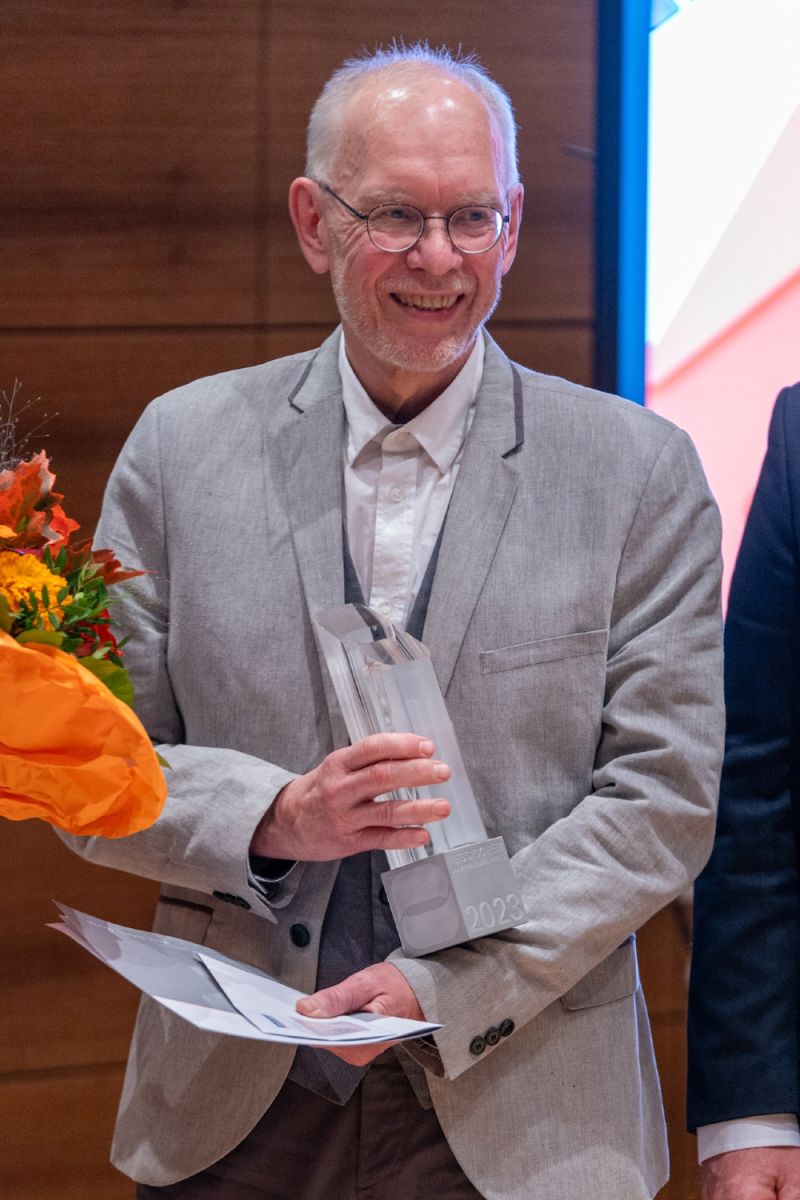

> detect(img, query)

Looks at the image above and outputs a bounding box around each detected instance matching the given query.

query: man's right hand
[702,1147,800,1199]
[249,733,452,862]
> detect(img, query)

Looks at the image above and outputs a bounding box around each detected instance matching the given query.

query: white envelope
[50,903,441,1047]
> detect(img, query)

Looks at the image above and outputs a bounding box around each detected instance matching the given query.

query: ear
[500,183,524,277]
[288,177,330,275]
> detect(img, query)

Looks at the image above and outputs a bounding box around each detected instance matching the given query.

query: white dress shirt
[697,1115,800,1163]
[339,333,483,626]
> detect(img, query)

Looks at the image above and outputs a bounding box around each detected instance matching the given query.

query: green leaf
[17,629,65,647]
[79,657,135,706]
[156,752,171,770]
[0,595,13,633]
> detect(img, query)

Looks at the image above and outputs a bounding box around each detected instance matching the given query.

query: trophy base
[381,837,526,957]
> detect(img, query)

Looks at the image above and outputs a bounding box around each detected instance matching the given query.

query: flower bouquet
[0,433,167,838]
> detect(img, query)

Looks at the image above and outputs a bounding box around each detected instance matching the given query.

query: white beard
[330,263,502,376]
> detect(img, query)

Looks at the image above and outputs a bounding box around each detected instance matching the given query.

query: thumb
[296,972,373,1018]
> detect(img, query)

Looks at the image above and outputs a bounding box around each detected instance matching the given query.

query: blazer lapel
[272,333,349,740]
[422,336,523,695]
[269,330,523,721]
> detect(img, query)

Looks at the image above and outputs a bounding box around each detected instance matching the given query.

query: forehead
[334,71,506,200]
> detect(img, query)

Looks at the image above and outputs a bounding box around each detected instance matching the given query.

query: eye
[379,205,418,223]
[452,207,494,228]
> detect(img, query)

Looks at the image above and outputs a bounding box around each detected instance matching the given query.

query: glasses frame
[317,182,510,255]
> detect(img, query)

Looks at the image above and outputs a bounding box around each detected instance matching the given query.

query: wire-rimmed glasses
[318,182,510,255]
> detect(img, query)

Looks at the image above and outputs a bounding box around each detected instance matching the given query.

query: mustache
[381,276,471,295]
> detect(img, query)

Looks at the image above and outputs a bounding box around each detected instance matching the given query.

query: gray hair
[305,42,519,190]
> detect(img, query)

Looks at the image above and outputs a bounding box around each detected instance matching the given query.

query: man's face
[318,76,522,390]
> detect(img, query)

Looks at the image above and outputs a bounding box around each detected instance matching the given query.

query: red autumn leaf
[90,546,145,586]
[44,502,80,551]
[0,452,79,551]
[0,452,52,535]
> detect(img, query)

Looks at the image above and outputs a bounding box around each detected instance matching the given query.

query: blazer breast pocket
[559,936,639,1011]
[479,628,607,675]
[152,887,214,945]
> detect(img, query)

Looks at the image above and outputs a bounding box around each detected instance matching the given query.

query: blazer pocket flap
[559,936,638,1011]
[480,628,607,675]
[153,888,214,942]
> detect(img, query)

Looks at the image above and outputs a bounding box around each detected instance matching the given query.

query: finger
[297,972,373,1018]
[342,732,435,771]
[369,795,451,826]
[344,757,451,806]
[325,1043,393,1067]
[356,824,433,852]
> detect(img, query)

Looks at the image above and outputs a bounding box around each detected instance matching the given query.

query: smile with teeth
[393,292,461,311]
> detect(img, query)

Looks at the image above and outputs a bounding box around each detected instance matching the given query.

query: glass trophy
[314,603,527,956]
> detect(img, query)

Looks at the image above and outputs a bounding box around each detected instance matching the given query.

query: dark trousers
[135,1050,483,1200]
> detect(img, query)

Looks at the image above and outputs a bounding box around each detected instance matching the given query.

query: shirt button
[290,923,311,948]
[389,486,404,503]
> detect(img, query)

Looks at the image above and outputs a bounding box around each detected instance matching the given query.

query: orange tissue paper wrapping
[0,629,167,837]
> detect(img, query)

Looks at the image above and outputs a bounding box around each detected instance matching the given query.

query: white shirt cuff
[697,1114,800,1163]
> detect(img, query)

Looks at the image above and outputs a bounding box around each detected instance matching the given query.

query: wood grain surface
[0,4,698,1198]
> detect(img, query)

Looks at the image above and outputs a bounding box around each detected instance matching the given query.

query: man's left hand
[296,963,425,1067]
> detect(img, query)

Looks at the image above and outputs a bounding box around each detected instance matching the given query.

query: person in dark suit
[689,383,800,1198]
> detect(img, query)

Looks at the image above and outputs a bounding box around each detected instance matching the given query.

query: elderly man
[65,44,724,1200]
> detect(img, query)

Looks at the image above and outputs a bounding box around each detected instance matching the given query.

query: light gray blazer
[65,330,724,1199]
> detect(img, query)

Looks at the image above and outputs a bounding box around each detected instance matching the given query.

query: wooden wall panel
[639,904,700,1200]
[1,330,265,530]
[0,820,156,1075]
[490,323,594,385]
[1,1068,129,1200]
[1,2,261,328]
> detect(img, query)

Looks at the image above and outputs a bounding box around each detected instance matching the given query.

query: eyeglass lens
[367,204,503,253]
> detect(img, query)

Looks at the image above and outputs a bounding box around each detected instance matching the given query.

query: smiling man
[63,44,724,1200]
[289,67,522,419]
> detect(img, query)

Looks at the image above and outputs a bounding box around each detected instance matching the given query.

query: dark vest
[289,525,444,1103]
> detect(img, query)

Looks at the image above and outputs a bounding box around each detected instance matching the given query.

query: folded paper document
[50,903,441,1046]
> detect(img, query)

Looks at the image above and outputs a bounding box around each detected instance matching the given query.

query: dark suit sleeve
[688,384,800,1129]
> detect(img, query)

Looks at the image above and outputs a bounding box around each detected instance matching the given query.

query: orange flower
[0,451,79,551]
[0,630,166,837]
[0,549,68,627]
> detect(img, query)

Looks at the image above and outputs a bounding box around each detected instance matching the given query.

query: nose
[405,218,463,275]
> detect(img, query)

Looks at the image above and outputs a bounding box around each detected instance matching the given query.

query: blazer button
[290,923,311,948]
[485,1025,501,1047]
[499,1018,515,1038]
[469,1036,486,1056]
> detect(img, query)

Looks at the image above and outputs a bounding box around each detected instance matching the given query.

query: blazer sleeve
[687,384,800,1128]
[57,399,304,918]
[393,422,725,1080]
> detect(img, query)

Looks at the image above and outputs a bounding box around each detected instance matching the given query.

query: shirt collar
[339,334,484,473]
